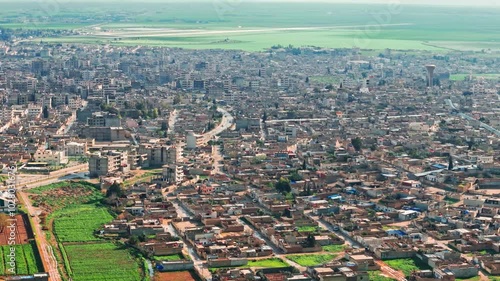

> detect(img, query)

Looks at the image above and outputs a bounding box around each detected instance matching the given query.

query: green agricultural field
[29,181,97,195]
[0,242,44,275]
[53,205,113,242]
[29,181,103,213]
[385,258,431,277]
[63,242,142,281]
[1,2,497,51]
[30,181,145,279]
[286,254,336,267]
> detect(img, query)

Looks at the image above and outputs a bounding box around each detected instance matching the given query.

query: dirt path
[375,260,407,281]
[18,191,61,281]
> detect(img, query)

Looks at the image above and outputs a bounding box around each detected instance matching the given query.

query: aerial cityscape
[0,1,499,281]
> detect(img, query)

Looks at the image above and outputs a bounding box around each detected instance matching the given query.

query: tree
[161,121,168,131]
[306,234,316,247]
[351,137,362,152]
[42,106,49,118]
[106,181,124,198]
[262,111,267,123]
[275,177,291,194]
[448,155,454,170]
[128,235,139,245]
[305,76,309,83]
[302,159,307,170]
[173,95,181,105]
[288,172,302,182]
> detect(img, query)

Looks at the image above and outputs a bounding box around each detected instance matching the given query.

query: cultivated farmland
[29,181,146,280]
[2,2,499,51]
[0,242,44,275]
[53,206,113,242]
[63,242,142,281]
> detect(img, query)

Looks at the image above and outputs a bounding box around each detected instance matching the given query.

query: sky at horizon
[0,0,497,5]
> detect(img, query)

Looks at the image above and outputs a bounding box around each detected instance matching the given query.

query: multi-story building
[27,104,42,119]
[33,149,68,165]
[64,141,87,156]
[87,112,121,127]
[89,150,128,177]
[138,144,176,167]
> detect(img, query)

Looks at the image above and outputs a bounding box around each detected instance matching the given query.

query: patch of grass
[247,258,289,268]
[310,76,341,85]
[369,271,397,281]
[444,196,460,204]
[286,254,336,267]
[209,258,289,271]
[297,226,320,233]
[153,253,185,262]
[29,181,98,195]
[385,258,430,277]
[322,244,347,253]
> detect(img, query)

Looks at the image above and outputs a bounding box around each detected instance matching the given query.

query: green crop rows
[30,181,145,280]
[63,243,142,281]
[0,242,44,275]
[53,206,113,242]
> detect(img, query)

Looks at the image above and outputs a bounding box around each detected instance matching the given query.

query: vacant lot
[322,244,347,253]
[209,257,289,271]
[369,271,397,281]
[247,258,289,268]
[154,271,197,281]
[385,258,431,277]
[154,253,185,262]
[286,254,336,267]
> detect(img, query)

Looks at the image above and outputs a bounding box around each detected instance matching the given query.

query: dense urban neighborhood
[0,21,499,281]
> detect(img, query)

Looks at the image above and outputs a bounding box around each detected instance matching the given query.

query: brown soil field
[154,271,197,281]
[0,214,32,245]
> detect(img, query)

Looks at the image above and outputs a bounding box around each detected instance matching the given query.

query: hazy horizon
[0,0,498,7]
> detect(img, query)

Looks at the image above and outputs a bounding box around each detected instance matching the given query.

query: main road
[196,107,234,146]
